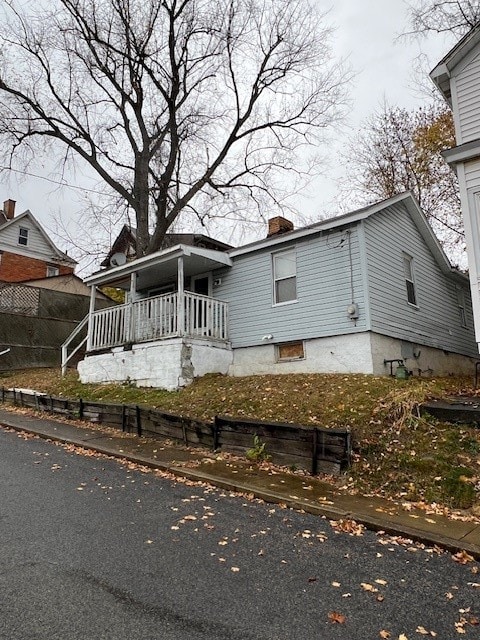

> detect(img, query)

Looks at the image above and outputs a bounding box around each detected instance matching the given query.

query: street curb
[2,418,480,560]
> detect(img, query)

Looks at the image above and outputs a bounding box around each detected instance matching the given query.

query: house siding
[453,50,480,144]
[464,159,480,190]
[215,226,366,349]
[364,203,477,357]
[0,217,58,259]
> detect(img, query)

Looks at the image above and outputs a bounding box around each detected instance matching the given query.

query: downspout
[86,284,97,351]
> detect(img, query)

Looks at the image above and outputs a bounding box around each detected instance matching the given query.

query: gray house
[70,192,477,389]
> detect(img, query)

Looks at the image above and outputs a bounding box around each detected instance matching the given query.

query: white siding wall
[453,50,480,144]
[464,159,480,190]
[0,216,59,260]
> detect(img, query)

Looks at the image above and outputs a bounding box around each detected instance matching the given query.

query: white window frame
[456,285,468,328]
[18,227,29,246]
[272,249,297,306]
[403,253,417,307]
[46,265,60,278]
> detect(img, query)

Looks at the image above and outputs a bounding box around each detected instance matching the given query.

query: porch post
[128,272,137,342]
[86,284,97,351]
[177,256,184,336]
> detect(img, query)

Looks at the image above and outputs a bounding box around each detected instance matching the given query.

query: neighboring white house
[0,199,76,282]
[67,192,478,390]
[431,23,480,354]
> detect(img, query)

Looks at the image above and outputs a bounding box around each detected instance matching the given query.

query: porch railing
[89,291,228,351]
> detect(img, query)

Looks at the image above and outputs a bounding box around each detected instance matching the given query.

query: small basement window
[18,227,29,246]
[276,341,305,361]
[46,265,59,277]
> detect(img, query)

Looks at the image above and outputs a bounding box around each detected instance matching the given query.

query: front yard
[1,368,479,512]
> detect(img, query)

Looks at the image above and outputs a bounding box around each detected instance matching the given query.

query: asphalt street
[1,425,479,640]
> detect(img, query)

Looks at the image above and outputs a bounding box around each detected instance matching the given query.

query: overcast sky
[0,0,459,272]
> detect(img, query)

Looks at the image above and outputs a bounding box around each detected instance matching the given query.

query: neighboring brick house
[0,199,76,282]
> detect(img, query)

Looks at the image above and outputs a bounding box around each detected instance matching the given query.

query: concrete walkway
[1,407,479,559]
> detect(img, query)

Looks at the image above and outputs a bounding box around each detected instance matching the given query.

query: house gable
[363,201,476,357]
[0,211,74,265]
[0,207,76,283]
[101,225,233,268]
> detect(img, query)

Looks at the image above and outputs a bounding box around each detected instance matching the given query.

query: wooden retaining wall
[0,388,351,475]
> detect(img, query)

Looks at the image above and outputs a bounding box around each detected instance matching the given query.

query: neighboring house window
[18,227,29,246]
[403,254,417,306]
[276,341,305,361]
[456,286,468,327]
[46,265,60,277]
[273,250,297,304]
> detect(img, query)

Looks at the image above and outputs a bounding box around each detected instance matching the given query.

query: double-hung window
[456,286,468,327]
[403,253,417,306]
[18,227,29,246]
[273,250,297,305]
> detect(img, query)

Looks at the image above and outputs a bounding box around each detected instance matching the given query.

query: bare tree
[340,103,464,262]
[406,0,480,37]
[0,0,348,257]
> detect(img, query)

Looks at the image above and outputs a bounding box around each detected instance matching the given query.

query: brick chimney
[267,216,294,237]
[3,199,16,220]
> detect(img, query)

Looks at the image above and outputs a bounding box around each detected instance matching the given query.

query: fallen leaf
[361,582,379,593]
[415,626,433,636]
[379,631,390,639]
[328,611,346,624]
[453,550,474,564]
[230,567,240,572]
[330,519,365,536]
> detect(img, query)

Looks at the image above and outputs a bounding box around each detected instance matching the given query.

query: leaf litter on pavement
[4,423,479,640]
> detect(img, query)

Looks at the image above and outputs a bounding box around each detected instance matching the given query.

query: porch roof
[85,244,232,290]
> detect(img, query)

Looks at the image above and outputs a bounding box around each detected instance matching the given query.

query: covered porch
[69,244,233,389]
[85,244,232,350]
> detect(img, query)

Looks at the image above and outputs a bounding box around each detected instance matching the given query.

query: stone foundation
[78,338,232,390]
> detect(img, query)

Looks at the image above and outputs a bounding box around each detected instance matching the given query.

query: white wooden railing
[61,314,89,376]
[88,291,228,351]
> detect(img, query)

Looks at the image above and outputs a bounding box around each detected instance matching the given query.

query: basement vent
[276,341,305,362]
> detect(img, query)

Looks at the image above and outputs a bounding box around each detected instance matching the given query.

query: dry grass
[1,368,479,509]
